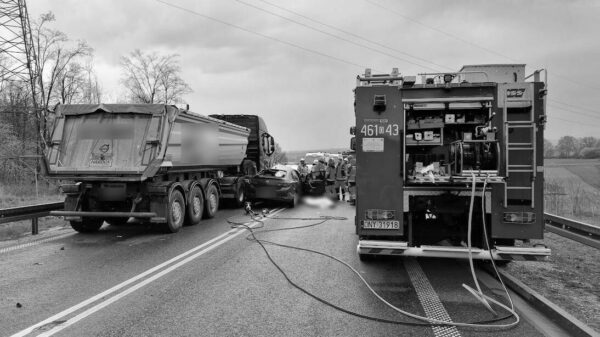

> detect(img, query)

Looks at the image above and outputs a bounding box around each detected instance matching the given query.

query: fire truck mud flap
[357,240,550,261]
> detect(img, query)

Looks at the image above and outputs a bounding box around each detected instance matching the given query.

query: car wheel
[203,184,219,219]
[164,189,185,233]
[185,186,204,226]
[70,218,104,233]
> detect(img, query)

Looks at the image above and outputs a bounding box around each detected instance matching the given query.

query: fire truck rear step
[358,240,550,261]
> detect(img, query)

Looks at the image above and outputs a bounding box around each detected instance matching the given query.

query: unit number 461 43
[360,124,400,136]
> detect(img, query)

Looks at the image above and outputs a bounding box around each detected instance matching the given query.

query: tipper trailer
[352,65,551,262]
[44,104,274,233]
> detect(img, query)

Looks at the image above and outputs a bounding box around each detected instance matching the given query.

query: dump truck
[44,104,274,233]
[352,64,551,262]
[209,114,274,204]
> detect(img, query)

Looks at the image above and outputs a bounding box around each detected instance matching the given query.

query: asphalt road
[1,202,551,336]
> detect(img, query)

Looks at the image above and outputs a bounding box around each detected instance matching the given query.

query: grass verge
[503,232,600,332]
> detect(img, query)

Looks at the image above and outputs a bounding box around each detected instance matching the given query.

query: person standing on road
[298,158,310,182]
[347,155,356,205]
[325,158,337,199]
[334,157,347,201]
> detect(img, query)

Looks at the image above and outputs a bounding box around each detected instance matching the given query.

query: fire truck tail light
[503,212,536,224]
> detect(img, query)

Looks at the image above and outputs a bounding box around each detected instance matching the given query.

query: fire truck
[352,64,550,262]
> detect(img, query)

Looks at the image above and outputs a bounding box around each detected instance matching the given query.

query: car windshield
[258,169,287,178]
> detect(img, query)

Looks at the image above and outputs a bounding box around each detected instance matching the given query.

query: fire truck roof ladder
[503,85,536,208]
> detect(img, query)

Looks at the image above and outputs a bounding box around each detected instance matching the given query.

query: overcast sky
[28,0,600,151]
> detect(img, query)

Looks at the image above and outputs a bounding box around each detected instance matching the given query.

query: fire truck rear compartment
[409,194,487,247]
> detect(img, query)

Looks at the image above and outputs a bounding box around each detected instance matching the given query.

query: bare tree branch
[120,50,191,104]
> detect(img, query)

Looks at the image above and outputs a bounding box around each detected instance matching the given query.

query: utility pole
[0,0,42,196]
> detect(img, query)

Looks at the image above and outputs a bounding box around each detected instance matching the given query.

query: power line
[548,103,600,121]
[234,0,442,72]
[155,0,369,71]
[364,0,600,92]
[363,0,517,62]
[253,0,453,72]
[158,0,599,131]
[549,98,599,114]
[550,114,600,129]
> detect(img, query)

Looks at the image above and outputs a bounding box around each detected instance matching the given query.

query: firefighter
[346,155,356,205]
[325,158,337,199]
[298,158,310,181]
[334,156,347,201]
[312,158,326,180]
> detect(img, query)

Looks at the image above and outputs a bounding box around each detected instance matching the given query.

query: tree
[543,138,554,158]
[580,136,597,149]
[52,59,102,104]
[32,12,93,109]
[556,136,577,158]
[120,49,191,104]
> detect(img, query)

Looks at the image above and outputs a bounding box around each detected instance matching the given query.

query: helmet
[300,158,305,162]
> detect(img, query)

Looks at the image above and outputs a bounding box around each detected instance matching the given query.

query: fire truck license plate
[362,220,400,229]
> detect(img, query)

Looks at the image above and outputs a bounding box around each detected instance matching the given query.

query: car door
[290,170,301,196]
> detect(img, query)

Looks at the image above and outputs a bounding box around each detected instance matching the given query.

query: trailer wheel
[165,189,185,233]
[185,186,204,226]
[203,184,219,219]
[70,218,104,233]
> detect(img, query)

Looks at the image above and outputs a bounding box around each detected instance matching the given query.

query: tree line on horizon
[545,136,600,159]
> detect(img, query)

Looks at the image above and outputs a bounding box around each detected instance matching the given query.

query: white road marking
[11,208,284,337]
[404,258,462,337]
[0,232,74,254]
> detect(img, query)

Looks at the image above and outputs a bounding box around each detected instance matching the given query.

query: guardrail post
[32,217,39,235]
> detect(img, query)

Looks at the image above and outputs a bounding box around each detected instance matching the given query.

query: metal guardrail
[0,202,64,234]
[544,213,600,250]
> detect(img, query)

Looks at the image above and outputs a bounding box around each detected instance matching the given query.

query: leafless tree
[119,49,191,104]
[32,12,93,109]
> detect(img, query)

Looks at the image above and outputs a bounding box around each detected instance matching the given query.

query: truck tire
[185,186,204,226]
[203,184,219,219]
[70,218,104,233]
[165,189,185,233]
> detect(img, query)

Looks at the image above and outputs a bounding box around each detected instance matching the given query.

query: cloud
[27,0,600,151]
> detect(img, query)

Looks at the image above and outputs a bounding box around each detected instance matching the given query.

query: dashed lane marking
[0,232,74,254]
[404,258,462,337]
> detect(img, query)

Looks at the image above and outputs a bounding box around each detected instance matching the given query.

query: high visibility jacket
[325,165,336,181]
[335,163,347,181]
[347,164,356,183]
